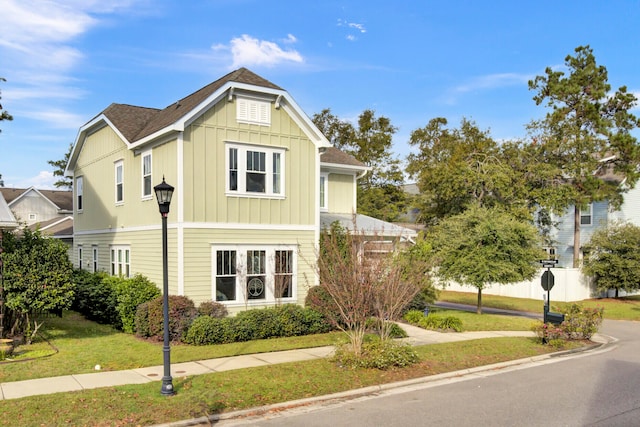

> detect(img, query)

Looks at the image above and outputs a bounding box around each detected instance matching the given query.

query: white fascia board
[65,114,125,177]
[321,162,370,176]
[10,187,62,211]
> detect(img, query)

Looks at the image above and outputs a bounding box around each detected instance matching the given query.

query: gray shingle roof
[102,68,282,143]
[321,147,366,168]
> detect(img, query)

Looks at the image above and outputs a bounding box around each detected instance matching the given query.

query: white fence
[440,268,598,302]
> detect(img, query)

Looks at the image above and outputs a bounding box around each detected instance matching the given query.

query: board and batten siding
[74,125,179,232]
[181,98,317,226]
[327,173,356,214]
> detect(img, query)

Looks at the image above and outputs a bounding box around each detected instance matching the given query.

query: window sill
[225,192,285,200]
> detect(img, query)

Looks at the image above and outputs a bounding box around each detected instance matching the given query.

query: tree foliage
[528,45,640,266]
[47,142,73,189]
[0,77,12,132]
[582,222,640,297]
[407,118,543,225]
[2,229,74,338]
[312,108,408,221]
[427,205,544,313]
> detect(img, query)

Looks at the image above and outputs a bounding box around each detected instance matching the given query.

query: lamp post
[154,177,174,396]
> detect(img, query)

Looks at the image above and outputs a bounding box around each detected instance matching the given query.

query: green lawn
[1,337,567,427]
[428,307,537,331]
[438,290,640,321]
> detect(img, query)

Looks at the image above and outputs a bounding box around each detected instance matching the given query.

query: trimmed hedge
[184,305,332,345]
[135,295,197,342]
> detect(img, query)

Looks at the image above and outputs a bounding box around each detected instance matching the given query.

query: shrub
[108,274,160,333]
[333,340,419,370]
[136,295,197,342]
[184,316,233,345]
[417,314,463,332]
[197,301,228,318]
[305,285,340,326]
[561,303,604,340]
[531,321,566,343]
[403,309,424,325]
[71,270,119,326]
[365,318,408,338]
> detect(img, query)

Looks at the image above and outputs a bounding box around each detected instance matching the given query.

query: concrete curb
[153,333,617,427]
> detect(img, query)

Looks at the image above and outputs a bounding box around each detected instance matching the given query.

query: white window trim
[76,176,83,213]
[580,203,593,226]
[92,245,99,273]
[211,244,297,306]
[77,245,83,270]
[115,160,124,205]
[141,151,152,200]
[110,245,131,278]
[225,142,286,199]
[236,95,271,126]
[320,172,329,212]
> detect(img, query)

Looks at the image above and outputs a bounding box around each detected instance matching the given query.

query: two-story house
[65,68,414,312]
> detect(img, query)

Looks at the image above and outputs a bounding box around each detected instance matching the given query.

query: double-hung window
[226,143,285,198]
[76,176,83,212]
[213,246,296,304]
[92,246,99,273]
[110,245,130,277]
[580,204,593,226]
[141,151,152,199]
[78,245,83,270]
[115,160,124,204]
[319,173,328,211]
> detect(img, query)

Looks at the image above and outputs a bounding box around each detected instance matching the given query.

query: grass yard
[438,290,640,321]
[0,337,568,427]
[427,308,537,331]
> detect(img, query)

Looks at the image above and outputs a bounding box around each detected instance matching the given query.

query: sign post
[538,259,563,325]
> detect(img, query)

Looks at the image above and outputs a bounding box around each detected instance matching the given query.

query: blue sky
[1,0,639,189]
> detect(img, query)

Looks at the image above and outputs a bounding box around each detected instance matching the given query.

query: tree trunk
[573,205,581,268]
[477,288,482,314]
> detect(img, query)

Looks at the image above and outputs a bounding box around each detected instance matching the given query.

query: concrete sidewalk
[0,326,535,401]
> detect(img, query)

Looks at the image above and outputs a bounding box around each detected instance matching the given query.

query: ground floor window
[110,245,131,277]
[213,245,296,304]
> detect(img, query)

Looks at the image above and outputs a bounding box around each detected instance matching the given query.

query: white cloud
[23,109,87,129]
[7,171,56,190]
[443,72,532,105]
[337,19,367,41]
[216,34,304,68]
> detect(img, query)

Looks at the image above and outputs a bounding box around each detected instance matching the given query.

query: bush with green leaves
[403,310,463,332]
[2,228,74,338]
[560,303,604,340]
[105,274,160,333]
[71,269,118,326]
[365,318,407,338]
[403,309,425,325]
[184,305,333,345]
[333,340,419,370]
[135,295,197,342]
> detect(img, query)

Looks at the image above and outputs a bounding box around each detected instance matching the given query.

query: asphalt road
[214,320,639,427]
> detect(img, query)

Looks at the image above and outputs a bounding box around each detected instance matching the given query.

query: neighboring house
[0,186,73,228]
[65,68,413,312]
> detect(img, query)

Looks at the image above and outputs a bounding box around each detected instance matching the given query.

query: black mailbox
[545,312,565,325]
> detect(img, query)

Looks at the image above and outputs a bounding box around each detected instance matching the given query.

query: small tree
[47,143,73,189]
[0,77,13,132]
[428,205,544,314]
[310,222,422,354]
[582,222,640,297]
[3,229,74,340]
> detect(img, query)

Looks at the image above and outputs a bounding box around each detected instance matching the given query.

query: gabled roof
[0,187,72,212]
[0,192,18,229]
[66,68,329,176]
[28,215,73,238]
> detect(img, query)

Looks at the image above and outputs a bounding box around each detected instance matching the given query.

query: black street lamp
[154,177,175,396]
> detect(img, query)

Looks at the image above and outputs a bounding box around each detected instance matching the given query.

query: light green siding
[74,125,178,232]
[327,173,356,214]
[182,100,317,226]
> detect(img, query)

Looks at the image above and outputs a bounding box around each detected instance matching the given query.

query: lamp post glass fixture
[154,177,174,396]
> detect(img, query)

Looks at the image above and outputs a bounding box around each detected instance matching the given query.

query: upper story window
[320,173,328,211]
[226,143,285,198]
[115,160,124,204]
[76,176,83,212]
[236,96,271,126]
[142,151,152,199]
[580,203,592,226]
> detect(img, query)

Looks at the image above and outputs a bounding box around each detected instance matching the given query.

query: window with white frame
[141,151,152,198]
[236,96,271,125]
[226,143,285,197]
[580,204,593,225]
[78,245,83,270]
[76,176,83,212]
[110,245,130,277]
[213,246,296,303]
[92,246,99,273]
[319,173,328,211]
[115,160,124,204]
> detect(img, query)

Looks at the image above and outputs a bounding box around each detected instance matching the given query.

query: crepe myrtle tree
[428,205,545,314]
